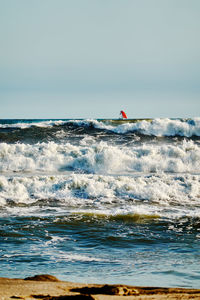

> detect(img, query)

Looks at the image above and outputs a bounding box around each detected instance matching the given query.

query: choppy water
[0,118,200,287]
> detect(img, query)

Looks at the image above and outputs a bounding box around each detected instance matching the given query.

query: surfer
[120,110,127,119]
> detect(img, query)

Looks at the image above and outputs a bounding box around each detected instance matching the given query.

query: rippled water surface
[0,118,200,287]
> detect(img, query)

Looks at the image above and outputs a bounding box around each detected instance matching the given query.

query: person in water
[120,110,127,119]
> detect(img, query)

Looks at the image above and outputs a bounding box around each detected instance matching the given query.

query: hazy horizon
[1,0,200,119]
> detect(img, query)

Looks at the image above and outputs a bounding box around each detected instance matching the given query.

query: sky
[0,0,200,119]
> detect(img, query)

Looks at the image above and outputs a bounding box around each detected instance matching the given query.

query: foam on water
[1,118,200,288]
[55,252,106,262]
[95,118,200,137]
[0,173,200,220]
[0,139,200,174]
[0,120,67,129]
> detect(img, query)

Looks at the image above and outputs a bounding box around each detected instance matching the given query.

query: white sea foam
[0,120,67,129]
[0,140,200,175]
[55,252,106,262]
[45,236,68,246]
[70,118,200,137]
[0,173,200,219]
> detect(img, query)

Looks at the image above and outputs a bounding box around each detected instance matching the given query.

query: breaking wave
[0,139,200,175]
[0,118,200,142]
[0,173,200,220]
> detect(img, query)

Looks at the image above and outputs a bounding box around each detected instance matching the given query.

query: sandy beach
[0,275,200,300]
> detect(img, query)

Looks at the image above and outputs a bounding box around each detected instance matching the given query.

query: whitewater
[0,118,200,288]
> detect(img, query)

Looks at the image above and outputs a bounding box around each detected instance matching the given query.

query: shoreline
[0,275,200,300]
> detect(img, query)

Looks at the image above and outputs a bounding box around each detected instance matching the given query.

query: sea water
[0,118,200,287]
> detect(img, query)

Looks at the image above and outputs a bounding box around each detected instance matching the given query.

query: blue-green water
[0,118,200,287]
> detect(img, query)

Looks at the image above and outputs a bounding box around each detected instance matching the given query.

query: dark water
[0,118,200,287]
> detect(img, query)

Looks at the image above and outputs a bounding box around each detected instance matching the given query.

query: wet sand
[0,275,200,300]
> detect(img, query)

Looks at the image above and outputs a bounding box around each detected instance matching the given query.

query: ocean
[0,118,200,288]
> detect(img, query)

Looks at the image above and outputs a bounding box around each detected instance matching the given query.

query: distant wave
[0,118,200,138]
[100,118,200,137]
[73,118,200,137]
[0,119,67,129]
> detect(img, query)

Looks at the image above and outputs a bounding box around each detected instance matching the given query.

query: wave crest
[0,118,200,138]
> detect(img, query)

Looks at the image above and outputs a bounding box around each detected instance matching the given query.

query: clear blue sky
[0,0,200,119]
